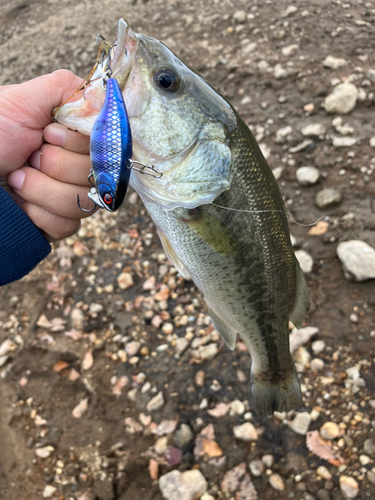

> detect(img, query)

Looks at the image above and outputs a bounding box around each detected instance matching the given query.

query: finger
[7,167,98,219]
[21,202,81,242]
[29,144,92,186]
[44,123,90,155]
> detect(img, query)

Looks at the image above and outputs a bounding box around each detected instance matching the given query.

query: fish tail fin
[250,365,303,417]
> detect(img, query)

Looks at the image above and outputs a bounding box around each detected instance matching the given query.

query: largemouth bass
[56,19,309,416]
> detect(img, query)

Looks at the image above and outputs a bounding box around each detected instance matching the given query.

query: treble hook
[127,160,163,178]
[77,194,97,213]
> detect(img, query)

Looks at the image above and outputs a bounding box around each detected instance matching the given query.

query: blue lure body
[89,78,132,212]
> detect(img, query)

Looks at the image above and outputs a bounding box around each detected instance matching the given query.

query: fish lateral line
[209,202,330,227]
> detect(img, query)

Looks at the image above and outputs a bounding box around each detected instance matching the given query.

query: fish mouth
[54,18,137,135]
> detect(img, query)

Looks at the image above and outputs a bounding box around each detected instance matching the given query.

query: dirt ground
[0,0,375,499]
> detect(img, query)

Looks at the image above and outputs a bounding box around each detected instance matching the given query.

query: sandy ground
[0,0,375,499]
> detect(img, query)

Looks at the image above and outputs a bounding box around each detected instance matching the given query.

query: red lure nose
[104,193,113,205]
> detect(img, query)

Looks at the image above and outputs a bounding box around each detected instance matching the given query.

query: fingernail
[44,123,66,147]
[29,149,41,169]
[7,169,26,190]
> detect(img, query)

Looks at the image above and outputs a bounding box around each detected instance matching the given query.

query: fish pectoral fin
[206,305,237,350]
[289,258,310,328]
[156,228,192,280]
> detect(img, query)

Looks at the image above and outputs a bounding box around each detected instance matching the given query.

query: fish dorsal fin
[289,258,310,328]
[206,304,237,350]
[156,228,191,280]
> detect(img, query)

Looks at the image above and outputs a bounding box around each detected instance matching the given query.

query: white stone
[369,137,375,148]
[290,412,311,435]
[272,166,283,180]
[276,125,293,143]
[296,166,320,186]
[312,340,326,355]
[282,44,299,57]
[333,136,356,147]
[233,10,247,23]
[320,422,340,440]
[295,250,313,274]
[337,240,375,281]
[324,83,358,114]
[146,391,165,411]
[233,422,258,441]
[316,188,342,208]
[175,337,189,354]
[269,473,285,491]
[282,5,298,17]
[231,400,245,415]
[199,343,218,360]
[43,485,57,498]
[301,123,326,137]
[310,358,325,371]
[249,459,264,476]
[317,466,332,480]
[274,64,287,79]
[323,55,347,69]
[159,470,207,500]
[339,476,359,499]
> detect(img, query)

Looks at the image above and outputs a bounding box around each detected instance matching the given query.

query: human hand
[1,70,95,241]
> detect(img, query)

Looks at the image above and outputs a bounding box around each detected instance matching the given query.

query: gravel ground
[1,1,375,499]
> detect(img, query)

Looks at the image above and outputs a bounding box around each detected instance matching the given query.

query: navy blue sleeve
[0,186,51,286]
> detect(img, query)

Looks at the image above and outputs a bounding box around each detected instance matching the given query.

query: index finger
[44,123,90,155]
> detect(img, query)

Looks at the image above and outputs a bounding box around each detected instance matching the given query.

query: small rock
[272,166,283,180]
[165,446,182,466]
[175,337,189,354]
[72,398,89,418]
[147,392,165,412]
[363,438,375,455]
[274,64,288,80]
[367,69,375,82]
[324,82,358,114]
[290,412,311,435]
[195,370,205,387]
[359,455,370,465]
[337,240,375,281]
[174,424,194,448]
[233,422,258,441]
[125,341,141,356]
[296,166,320,186]
[82,350,94,370]
[201,494,215,500]
[282,44,299,57]
[36,446,54,459]
[312,340,326,355]
[89,303,103,315]
[70,308,85,331]
[332,136,356,147]
[282,5,298,17]
[317,466,332,480]
[249,459,264,477]
[295,250,314,274]
[153,419,178,436]
[339,476,358,499]
[162,323,174,335]
[231,400,246,415]
[269,473,285,491]
[320,422,340,440]
[233,10,247,23]
[316,188,342,208]
[301,123,326,137]
[125,417,143,433]
[117,272,134,290]
[43,485,57,498]
[262,455,274,468]
[310,358,325,371]
[367,469,375,485]
[369,137,375,148]
[159,470,207,500]
[199,343,218,360]
[323,55,347,69]
[155,437,169,455]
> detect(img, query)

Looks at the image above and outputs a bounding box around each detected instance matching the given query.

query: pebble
[155,437,169,454]
[230,400,245,415]
[36,446,54,459]
[162,323,174,335]
[282,5,298,17]
[269,473,285,491]
[323,55,347,69]
[233,422,258,441]
[195,370,205,386]
[174,424,194,447]
[199,343,218,360]
[276,125,293,143]
[274,64,287,80]
[310,358,325,371]
[200,494,215,500]
[272,166,283,181]
[301,123,326,137]
[43,485,57,498]
[315,188,342,208]
[363,438,375,455]
[296,166,320,186]
[146,392,165,411]
[320,422,340,440]
[337,240,375,281]
[262,454,274,468]
[290,412,311,435]
[367,136,375,148]
[175,337,189,354]
[367,469,375,485]
[117,272,134,290]
[359,455,370,465]
[233,10,247,23]
[339,476,358,499]
[312,340,326,355]
[125,341,141,356]
[282,44,299,57]
[249,459,264,476]
[317,466,332,480]
[70,308,85,331]
[332,136,356,147]
[72,398,89,418]
[159,470,207,500]
[324,82,358,114]
[295,250,314,274]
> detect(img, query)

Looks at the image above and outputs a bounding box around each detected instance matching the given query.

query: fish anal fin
[206,305,237,350]
[156,227,191,280]
[290,258,310,328]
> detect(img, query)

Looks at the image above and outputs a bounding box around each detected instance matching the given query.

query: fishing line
[209,202,330,227]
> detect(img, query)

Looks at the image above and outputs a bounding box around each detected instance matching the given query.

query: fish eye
[103,193,113,205]
[153,67,180,92]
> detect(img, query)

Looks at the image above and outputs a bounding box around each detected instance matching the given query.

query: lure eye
[103,193,113,205]
[153,67,180,92]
